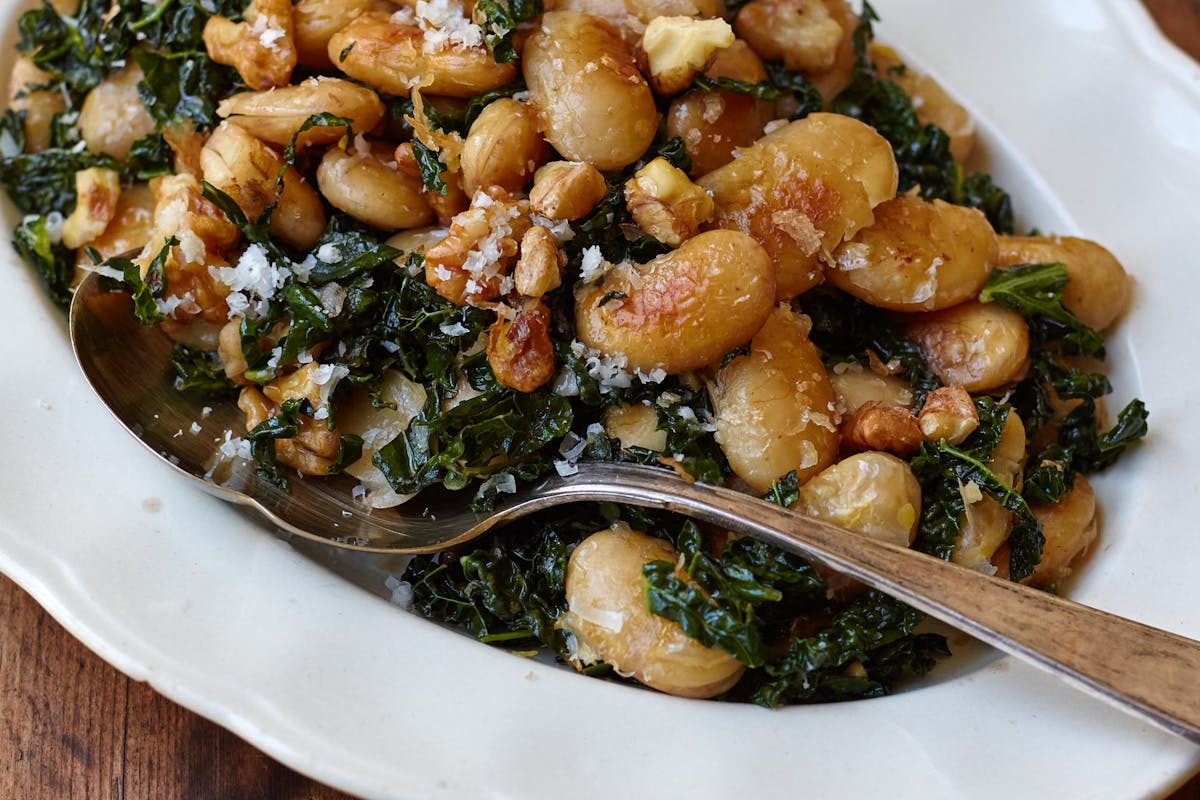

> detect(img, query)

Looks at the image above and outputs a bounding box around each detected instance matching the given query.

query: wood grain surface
[3,3,1199,799]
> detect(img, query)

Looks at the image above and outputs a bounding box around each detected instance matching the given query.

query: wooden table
[4,3,1200,798]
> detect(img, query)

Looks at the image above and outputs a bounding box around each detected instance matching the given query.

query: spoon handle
[557,464,1200,742]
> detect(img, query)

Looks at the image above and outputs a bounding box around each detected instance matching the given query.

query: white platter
[2,1,1199,797]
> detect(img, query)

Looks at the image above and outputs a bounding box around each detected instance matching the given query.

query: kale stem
[480,630,535,644]
[131,0,176,32]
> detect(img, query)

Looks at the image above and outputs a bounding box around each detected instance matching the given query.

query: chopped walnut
[840,401,923,457]
[623,157,714,247]
[529,161,607,221]
[203,0,297,90]
[424,188,531,305]
[238,384,340,476]
[918,386,980,445]
[487,300,556,392]
[641,16,736,96]
[514,226,565,298]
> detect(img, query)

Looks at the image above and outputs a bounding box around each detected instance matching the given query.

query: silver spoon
[70,270,1200,743]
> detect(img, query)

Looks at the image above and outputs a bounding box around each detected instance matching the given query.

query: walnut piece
[918,385,980,444]
[624,157,714,246]
[840,401,923,457]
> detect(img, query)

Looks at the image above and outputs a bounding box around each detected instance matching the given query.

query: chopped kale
[746,591,946,707]
[691,75,781,101]
[802,287,940,404]
[979,263,1105,358]
[132,48,239,129]
[169,343,239,397]
[12,214,74,308]
[411,139,448,195]
[911,398,1044,581]
[406,509,599,652]
[831,2,1014,232]
[475,0,542,64]
[763,61,824,120]
[983,262,1148,490]
[372,389,573,496]
[0,146,122,216]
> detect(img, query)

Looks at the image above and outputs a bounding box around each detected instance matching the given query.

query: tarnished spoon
[70,270,1200,743]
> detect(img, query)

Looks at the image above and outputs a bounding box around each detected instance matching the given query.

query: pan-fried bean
[574,230,774,373]
[7,57,65,153]
[460,99,548,196]
[316,141,435,231]
[328,10,517,98]
[201,122,326,251]
[906,301,1030,392]
[559,523,746,698]
[712,304,840,491]
[698,112,898,299]
[293,0,393,71]
[795,452,922,547]
[77,63,157,160]
[217,77,386,149]
[827,195,997,312]
[523,11,658,170]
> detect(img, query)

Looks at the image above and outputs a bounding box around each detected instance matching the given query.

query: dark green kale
[643,521,829,667]
[979,262,1104,357]
[763,62,824,120]
[691,75,781,101]
[802,286,941,404]
[17,0,133,96]
[910,397,1044,581]
[764,470,801,508]
[125,132,175,179]
[0,146,123,216]
[475,0,543,63]
[1057,397,1149,475]
[405,509,602,651]
[169,343,239,396]
[830,2,1014,233]
[242,396,360,484]
[980,262,1149,490]
[110,237,176,325]
[411,139,448,195]
[372,388,572,497]
[680,42,820,117]
[244,397,308,486]
[12,214,74,307]
[18,0,241,127]
[388,82,528,138]
[133,48,240,129]
[746,591,948,706]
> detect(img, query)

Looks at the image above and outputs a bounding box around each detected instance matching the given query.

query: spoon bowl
[70,270,1200,743]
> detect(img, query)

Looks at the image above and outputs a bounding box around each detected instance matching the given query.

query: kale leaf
[802,286,941,404]
[747,591,946,707]
[0,146,122,216]
[12,214,74,308]
[405,509,602,651]
[979,262,1105,358]
[831,2,1014,233]
[476,0,542,63]
[169,343,239,396]
[982,262,1149,489]
[372,388,573,497]
[910,398,1044,581]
